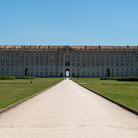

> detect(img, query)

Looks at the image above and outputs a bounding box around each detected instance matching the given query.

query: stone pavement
[0,79,138,138]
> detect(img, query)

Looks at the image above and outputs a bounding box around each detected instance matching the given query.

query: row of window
[0,61,136,67]
[1,53,138,60]
[1,71,136,78]
[1,68,136,72]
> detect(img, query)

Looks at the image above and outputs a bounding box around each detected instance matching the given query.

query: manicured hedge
[0,76,35,80]
[0,76,15,80]
[100,77,138,81]
[100,77,118,80]
[15,76,35,79]
[117,77,138,81]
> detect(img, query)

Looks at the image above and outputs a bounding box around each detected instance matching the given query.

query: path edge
[0,81,62,115]
[76,83,138,116]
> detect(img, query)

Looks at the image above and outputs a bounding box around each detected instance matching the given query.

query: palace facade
[0,45,138,77]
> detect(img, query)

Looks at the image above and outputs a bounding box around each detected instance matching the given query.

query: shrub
[117,77,138,81]
[15,76,35,79]
[100,77,119,80]
[0,76,15,80]
[100,77,138,81]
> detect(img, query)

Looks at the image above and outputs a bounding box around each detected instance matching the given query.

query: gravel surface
[0,79,138,138]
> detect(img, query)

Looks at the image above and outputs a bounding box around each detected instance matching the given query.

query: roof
[0,45,138,50]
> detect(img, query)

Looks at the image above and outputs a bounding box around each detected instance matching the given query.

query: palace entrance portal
[65,69,70,77]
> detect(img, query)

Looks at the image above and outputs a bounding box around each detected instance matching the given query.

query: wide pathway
[0,79,138,138]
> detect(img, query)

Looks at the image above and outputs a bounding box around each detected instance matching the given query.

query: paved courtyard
[0,79,138,138]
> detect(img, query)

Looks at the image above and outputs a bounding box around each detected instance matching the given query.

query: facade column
[129,52,130,68]
[75,53,77,67]
[109,52,111,67]
[134,52,135,66]
[29,52,30,67]
[63,53,65,67]
[58,53,60,76]
[124,52,125,67]
[70,53,72,67]
[95,53,97,67]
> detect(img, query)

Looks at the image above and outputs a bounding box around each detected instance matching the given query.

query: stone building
[0,45,138,77]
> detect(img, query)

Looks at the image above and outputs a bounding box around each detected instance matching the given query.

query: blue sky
[0,0,138,46]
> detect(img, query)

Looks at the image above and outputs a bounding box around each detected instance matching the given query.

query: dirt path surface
[0,79,138,138]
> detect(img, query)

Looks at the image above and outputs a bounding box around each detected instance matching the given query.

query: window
[97,55,100,60]
[131,55,133,60]
[72,62,75,66]
[31,55,34,60]
[101,62,104,66]
[77,54,80,60]
[130,62,134,66]
[46,55,48,60]
[87,54,90,60]
[126,55,129,60]
[2,55,4,60]
[111,55,114,60]
[16,55,19,60]
[78,62,80,66]
[72,55,75,60]
[116,55,119,60]
[36,55,38,60]
[11,54,14,59]
[6,55,9,60]
[92,54,95,60]
[82,54,85,60]
[50,55,53,60]
[106,55,109,60]
[26,55,28,60]
[92,62,95,66]
[55,55,57,60]
[102,55,104,60]
[21,55,24,59]
[60,55,63,60]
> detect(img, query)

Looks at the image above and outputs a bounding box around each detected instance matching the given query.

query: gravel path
[0,79,138,138]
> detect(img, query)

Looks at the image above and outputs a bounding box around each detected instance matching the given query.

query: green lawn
[0,78,63,110]
[72,78,138,111]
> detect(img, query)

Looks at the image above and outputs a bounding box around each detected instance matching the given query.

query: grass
[0,78,63,110]
[72,78,138,111]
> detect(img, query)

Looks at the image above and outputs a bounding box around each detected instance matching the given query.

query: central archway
[65,69,70,77]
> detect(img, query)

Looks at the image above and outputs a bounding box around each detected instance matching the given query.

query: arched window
[106,69,110,77]
[25,68,29,76]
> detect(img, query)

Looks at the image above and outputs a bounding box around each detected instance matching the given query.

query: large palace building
[0,45,138,77]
